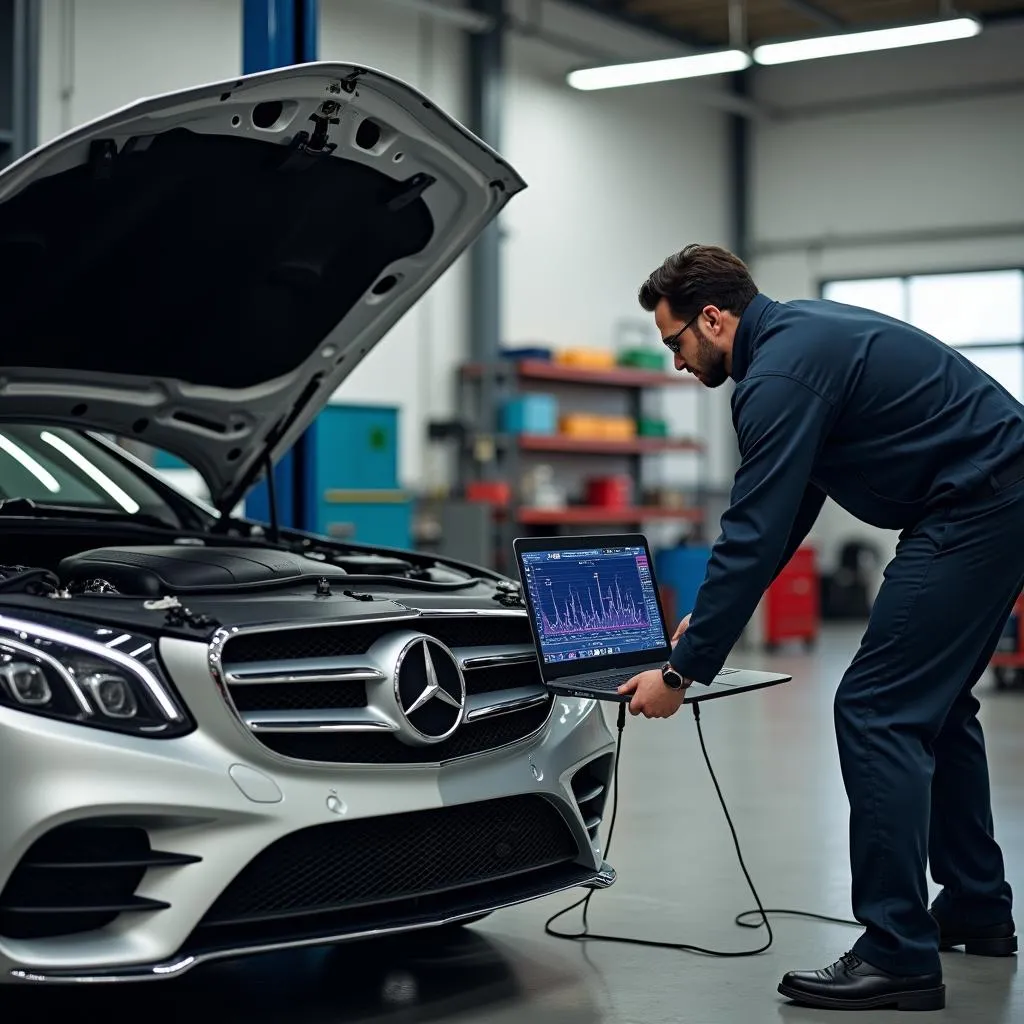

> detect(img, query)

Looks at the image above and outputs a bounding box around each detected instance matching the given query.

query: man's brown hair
[638,244,758,321]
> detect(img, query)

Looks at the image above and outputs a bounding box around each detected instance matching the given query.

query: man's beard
[692,322,729,388]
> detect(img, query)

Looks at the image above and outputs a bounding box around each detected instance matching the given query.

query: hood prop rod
[263,452,280,545]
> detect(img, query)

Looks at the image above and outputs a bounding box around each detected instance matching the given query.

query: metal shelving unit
[456,357,711,571]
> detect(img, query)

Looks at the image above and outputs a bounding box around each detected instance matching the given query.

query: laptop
[512,533,792,704]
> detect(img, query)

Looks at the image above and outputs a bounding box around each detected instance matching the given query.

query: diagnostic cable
[545,700,859,956]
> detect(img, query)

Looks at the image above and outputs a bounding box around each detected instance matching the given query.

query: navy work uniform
[669,291,1023,977]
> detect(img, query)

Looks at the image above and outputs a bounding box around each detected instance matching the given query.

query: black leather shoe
[778,951,945,1011]
[930,908,1017,956]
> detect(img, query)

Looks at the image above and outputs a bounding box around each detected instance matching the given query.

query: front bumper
[9,863,616,984]
[0,636,616,983]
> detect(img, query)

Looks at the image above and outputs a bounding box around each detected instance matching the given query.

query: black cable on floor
[544,699,858,956]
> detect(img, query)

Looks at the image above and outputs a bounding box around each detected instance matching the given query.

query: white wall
[36,0,242,144]
[318,0,469,493]
[320,0,734,495]
[502,3,734,509]
[749,22,1024,576]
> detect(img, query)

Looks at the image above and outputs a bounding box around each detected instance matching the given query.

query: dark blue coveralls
[668,291,1024,976]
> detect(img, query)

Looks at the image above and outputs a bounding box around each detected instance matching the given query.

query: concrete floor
[8,623,1024,1022]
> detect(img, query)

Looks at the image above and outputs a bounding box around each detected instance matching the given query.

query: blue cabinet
[313,490,412,549]
[308,404,400,490]
[302,404,411,549]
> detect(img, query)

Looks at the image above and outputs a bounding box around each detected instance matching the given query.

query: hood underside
[0,63,525,511]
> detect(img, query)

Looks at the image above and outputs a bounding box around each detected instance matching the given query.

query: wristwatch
[661,662,689,690]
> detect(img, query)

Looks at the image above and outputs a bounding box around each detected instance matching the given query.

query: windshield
[0,425,182,526]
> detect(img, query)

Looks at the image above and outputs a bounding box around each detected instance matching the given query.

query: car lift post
[241,0,317,530]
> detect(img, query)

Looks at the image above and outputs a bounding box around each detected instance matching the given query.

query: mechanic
[617,243,1024,1012]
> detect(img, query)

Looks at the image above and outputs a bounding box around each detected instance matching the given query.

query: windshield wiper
[0,497,178,531]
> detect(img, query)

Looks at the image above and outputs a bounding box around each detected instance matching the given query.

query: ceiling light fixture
[566,49,752,91]
[753,16,981,65]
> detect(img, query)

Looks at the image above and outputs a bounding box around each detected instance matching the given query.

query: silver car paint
[0,633,615,981]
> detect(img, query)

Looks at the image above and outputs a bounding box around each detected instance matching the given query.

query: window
[822,269,1024,402]
[821,277,907,322]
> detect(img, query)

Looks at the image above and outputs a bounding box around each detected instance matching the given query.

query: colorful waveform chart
[537,559,650,640]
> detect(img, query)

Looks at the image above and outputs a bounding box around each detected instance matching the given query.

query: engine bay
[0,520,520,621]
[57,545,353,597]
[0,541,478,596]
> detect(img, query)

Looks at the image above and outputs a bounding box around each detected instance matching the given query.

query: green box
[638,417,669,437]
[618,348,666,371]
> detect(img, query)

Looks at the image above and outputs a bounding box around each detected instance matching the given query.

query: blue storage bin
[501,346,553,361]
[501,394,557,435]
[655,545,712,617]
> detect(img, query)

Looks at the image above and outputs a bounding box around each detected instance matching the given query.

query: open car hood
[0,63,525,512]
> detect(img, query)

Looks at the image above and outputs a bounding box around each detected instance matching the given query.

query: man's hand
[671,613,692,647]
[617,668,688,719]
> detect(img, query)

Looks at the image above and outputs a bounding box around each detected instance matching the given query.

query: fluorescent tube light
[39,431,141,514]
[0,432,61,492]
[567,50,752,91]
[753,17,980,65]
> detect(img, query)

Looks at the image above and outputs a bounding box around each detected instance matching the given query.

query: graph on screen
[539,568,649,638]
[520,546,667,664]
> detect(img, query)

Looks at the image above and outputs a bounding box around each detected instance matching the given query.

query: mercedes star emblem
[393,636,466,745]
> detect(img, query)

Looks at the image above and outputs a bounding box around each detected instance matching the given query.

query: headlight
[0,617,191,738]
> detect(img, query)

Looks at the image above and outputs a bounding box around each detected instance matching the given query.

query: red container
[764,546,819,648]
[585,475,632,507]
[466,481,511,506]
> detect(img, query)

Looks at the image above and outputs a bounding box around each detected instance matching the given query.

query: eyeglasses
[661,310,701,354]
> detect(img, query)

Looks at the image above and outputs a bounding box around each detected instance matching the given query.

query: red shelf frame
[517,434,704,455]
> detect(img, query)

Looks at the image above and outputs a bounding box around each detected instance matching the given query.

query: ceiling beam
[556,0,716,50]
[781,0,844,30]
[978,8,1024,27]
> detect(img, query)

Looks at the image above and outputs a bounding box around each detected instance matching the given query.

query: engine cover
[58,545,349,596]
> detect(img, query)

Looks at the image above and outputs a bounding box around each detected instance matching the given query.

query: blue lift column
[242,0,317,528]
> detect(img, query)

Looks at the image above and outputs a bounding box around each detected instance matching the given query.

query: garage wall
[502,3,735,501]
[749,21,1024,575]
[318,0,470,493]
[32,0,735,495]
[36,0,242,144]
[321,0,735,490]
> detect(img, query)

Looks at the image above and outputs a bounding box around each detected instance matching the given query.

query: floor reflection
[5,925,603,1024]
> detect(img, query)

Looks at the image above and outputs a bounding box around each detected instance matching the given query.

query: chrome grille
[215,614,552,765]
[224,616,534,663]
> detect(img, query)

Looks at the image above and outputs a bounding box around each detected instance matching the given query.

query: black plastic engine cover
[58,545,349,596]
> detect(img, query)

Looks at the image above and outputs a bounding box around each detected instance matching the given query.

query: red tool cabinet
[762,545,819,651]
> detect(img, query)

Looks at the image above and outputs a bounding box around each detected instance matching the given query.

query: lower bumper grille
[184,862,601,960]
[200,794,579,929]
[0,823,196,939]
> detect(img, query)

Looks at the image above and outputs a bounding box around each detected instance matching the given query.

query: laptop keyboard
[576,671,640,694]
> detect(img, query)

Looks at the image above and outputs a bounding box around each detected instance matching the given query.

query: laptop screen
[519,542,668,668]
